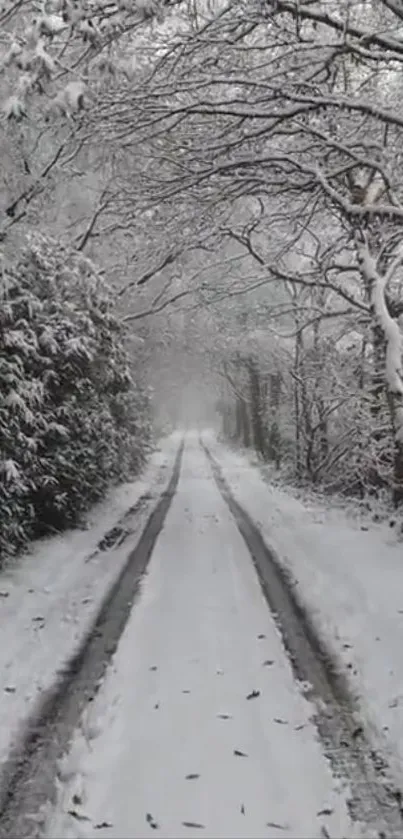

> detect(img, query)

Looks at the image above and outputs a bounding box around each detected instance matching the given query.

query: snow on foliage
[0,235,151,561]
[0,0,170,118]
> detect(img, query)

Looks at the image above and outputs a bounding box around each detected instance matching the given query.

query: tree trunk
[312,290,328,471]
[267,372,281,467]
[360,237,403,505]
[298,340,313,479]
[294,317,303,479]
[370,322,386,425]
[367,322,388,491]
[240,397,251,447]
[248,357,266,458]
[235,396,243,440]
[386,390,403,506]
[393,437,403,507]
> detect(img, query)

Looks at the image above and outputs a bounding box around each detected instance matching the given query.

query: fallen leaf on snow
[266,821,288,830]
[182,822,205,829]
[68,810,91,822]
[352,726,363,739]
[392,789,402,805]
[146,812,159,829]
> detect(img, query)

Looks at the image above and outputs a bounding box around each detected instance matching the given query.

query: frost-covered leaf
[65,335,92,359]
[4,390,26,411]
[35,40,56,75]
[3,329,37,354]
[3,95,27,121]
[135,0,161,20]
[54,80,87,115]
[47,421,69,438]
[78,20,101,45]
[2,41,23,68]
[24,380,45,406]
[39,327,59,355]
[39,475,58,487]
[17,73,36,98]
[2,459,21,482]
[38,13,66,35]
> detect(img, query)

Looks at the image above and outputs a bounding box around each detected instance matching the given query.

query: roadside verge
[0,436,183,837]
[202,435,403,838]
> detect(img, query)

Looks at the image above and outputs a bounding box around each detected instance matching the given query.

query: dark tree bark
[247,357,267,459]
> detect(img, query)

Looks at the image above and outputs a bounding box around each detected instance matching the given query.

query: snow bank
[0,434,180,769]
[206,434,403,778]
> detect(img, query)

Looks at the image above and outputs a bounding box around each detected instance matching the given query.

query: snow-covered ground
[0,434,180,771]
[46,438,357,839]
[205,433,403,780]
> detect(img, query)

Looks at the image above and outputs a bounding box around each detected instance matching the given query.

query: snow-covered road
[47,437,357,839]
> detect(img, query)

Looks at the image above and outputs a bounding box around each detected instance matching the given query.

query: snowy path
[47,437,356,839]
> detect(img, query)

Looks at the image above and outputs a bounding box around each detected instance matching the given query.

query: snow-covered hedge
[0,235,151,560]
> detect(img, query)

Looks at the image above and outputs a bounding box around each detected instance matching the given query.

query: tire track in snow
[0,439,184,839]
[201,437,403,839]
